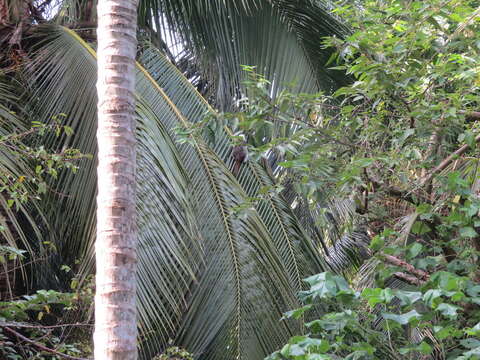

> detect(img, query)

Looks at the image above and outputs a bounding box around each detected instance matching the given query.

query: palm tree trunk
[95,0,138,358]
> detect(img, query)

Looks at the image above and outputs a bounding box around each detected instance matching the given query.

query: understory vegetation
[238,1,480,358]
[0,0,479,359]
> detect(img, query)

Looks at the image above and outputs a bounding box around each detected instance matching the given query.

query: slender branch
[420,134,480,186]
[0,321,92,329]
[2,326,89,360]
[393,272,426,286]
[381,253,430,281]
[464,111,480,121]
[364,169,421,205]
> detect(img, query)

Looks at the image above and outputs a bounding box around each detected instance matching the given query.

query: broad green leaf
[362,288,394,307]
[436,303,460,318]
[460,227,478,238]
[282,305,312,320]
[382,310,421,325]
[394,290,422,306]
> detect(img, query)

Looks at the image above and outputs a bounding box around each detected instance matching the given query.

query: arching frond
[0,75,47,287]
[14,25,327,359]
[137,44,322,359]
[21,26,202,347]
[138,0,350,108]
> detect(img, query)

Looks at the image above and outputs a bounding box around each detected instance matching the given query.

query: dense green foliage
[153,346,194,360]
[209,0,480,358]
[0,1,349,358]
[1,0,479,359]
[0,118,92,358]
[267,268,480,359]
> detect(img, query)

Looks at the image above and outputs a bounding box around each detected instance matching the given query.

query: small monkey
[232,145,248,176]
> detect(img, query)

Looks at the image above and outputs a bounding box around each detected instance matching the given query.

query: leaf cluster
[268,268,480,360]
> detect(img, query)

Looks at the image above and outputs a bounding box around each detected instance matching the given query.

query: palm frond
[141,0,350,108]
[138,44,327,287]
[136,45,314,358]
[21,25,202,345]
[170,143,297,359]
[16,25,323,359]
[0,75,47,287]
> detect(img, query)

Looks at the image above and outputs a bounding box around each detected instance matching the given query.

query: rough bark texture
[95,0,138,358]
[0,0,8,24]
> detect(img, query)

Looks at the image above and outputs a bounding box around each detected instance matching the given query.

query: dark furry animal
[232,145,247,176]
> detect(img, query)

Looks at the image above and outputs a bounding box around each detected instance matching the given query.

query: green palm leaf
[137,44,318,359]
[16,25,326,359]
[0,76,47,285]
[138,44,327,290]
[22,25,201,341]
[138,0,349,107]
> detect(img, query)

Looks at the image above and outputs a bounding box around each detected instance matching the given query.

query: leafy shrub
[267,269,480,359]
[153,346,194,360]
[208,0,480,359]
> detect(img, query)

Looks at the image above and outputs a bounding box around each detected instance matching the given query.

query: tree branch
[393,272,426,286]
[0,321,92,329]
[420,134,480,186]
[461,111,480,121]
[381,253,430,281]
[2,326,89,360]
